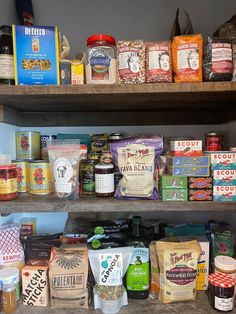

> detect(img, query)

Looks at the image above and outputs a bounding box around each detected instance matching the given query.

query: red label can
[205,132,224,151]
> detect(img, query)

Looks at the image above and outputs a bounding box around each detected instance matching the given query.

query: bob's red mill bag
[49,245,88,309]
[156,239,201,304]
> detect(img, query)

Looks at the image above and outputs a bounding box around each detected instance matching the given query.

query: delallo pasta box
[12,25,59,85]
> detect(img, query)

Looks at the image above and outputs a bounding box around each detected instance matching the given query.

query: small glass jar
[95,163,114,197]
[2,283,17,314]
[80,159,97,195]
[214,255,236,280]
[86,34,117,84]
[0,25,14,85]
[0,165,17,201]
[205,132,224,151]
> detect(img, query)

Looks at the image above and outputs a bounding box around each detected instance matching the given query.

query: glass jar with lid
[95,163,114,197]
[86,34,117,84]
[0,25,14,85]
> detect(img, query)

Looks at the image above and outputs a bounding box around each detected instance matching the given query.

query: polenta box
[209,152,236,170]
[167,156,210,167]
[170,140,202,157]
[168,166,210,176]
[161,175,187,189]
[12,25,59,85]
[188,176,213,189]
[213,170,236,186]
[213,186,236,201]
[22,265,49,307]
[162,189,188,201]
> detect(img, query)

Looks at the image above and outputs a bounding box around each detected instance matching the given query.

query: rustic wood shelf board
[0,194,235,214]
[0,82,235,126]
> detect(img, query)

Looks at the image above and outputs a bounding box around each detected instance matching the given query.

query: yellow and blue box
[12,25,59,85]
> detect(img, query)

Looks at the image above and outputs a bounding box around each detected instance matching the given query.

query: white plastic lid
[215,255,236,272]
[0,267,19,282]
[95,163,114,169]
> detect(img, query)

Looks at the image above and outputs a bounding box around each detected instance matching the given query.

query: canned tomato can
[12,160,28,192]
[16,131,40,160]
[40,135,57,160]
[205,132,224,151]
[28,160,53,195]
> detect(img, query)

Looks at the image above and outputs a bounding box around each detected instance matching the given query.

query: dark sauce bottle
[0,25,15,85]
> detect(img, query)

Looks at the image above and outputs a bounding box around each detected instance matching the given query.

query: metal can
[28,160,53,195]
[15,131,40,160]
[12,160,28,192]
[205,132,224,151]
[40,135,57,160]
[80,159,96,195]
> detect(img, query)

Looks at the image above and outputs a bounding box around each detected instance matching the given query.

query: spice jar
[86,34,117,84]
[0,165,17,201]
[2,283,17,314]
[0,25,14,85]
[205,132,224,151]
[215,255,236,280]
[95,163,114,197]
[208,273,235,312]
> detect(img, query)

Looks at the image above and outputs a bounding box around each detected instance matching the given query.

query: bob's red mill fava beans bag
[49,245,88,309]
[156,239,201,304]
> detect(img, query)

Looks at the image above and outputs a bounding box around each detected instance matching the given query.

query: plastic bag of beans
[172,34,203,82]
[203,37,233,81]
[145,41,172,83]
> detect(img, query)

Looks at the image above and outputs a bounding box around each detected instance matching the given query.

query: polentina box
[22,266,49,307]
[170,140,202,157]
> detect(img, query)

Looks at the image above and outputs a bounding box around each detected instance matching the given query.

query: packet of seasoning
[88,247,134,314]
[211,223,234,259]
[47,140,80,199]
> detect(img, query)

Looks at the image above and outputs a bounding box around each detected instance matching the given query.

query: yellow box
[71,60,84,85]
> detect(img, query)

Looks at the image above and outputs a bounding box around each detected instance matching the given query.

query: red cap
[209,273,236,288]
[0,164,17,170]
[87,34,116,46]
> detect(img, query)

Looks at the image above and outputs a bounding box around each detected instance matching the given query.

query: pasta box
[12,25,59,85]
[208,152,236,170]
[213,185,236,201]
[213,170,236,186]
[188,177,213,189]
[170,140,202,157]
[167,156,210,167]
[168,166,210,176]
[188,189,213,201]
[162,189,188,201]
[161,175,188,189]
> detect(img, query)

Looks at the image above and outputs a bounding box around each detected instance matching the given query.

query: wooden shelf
[15,292,229,314]
[0,82,236,126]
[0,193,235,214]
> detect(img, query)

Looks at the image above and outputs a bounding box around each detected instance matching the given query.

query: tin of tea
[12,160,28,192]
[16,131,40,160]
[40,135,57,160]
[28,160,53,195]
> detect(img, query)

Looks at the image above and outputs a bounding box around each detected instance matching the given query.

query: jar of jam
[0,25,14,85]
[208,273,235,312]
[95,163,114,197]
[0,165,18,201]
[205,132,224,151]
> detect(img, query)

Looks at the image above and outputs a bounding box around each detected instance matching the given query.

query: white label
[95,173,114,194]
[215,296,234,311]
[170,140,202,151]
[148,50,170,71]
[99,253,122,286]
[53,157,73,193]
[212,47,232,62]
[214,186,236,195]
[211,153,236,164]
[0,55,14,79]
[177,47,199,71]
[213,170,236,179]
[118,51,140,73]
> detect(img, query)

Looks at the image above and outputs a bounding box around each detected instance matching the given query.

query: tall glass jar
[0,25,14,85]
[86,34,117,84]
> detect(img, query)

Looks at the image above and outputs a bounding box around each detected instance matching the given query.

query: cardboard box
[13,25,59,85]
[209,152,236,170]
[188,177,213,189]
[168,166,210,176]
[170,140,202,157]
[167,156,210,167]
[188,189,213,201]
[22,265,49,306]
[213,186,236,201]
[71,60,84,85]
[213,170,236,186]
[161,175,188,189]
[162,189,188,201]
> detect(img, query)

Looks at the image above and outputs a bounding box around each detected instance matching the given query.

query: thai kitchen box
[213,170,236,186]
[12,25,59,85]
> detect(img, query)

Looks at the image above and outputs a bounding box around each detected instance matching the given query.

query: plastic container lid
[0,267,19,282]
[87,34,116,46]
[209,273,236,288]
[215,255,236,272]
[3,282,15,293]
[95,163,114,169]
[0,164,17,171]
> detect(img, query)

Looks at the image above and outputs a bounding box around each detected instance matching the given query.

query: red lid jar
[86,34,117,84]
[0,164,18,200]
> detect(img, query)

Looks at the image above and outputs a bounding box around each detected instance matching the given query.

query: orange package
[172,34,203,82]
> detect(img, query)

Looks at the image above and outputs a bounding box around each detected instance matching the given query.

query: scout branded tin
[12,160,28,192]
[16,131,40,160]
[213,170,236,186]
[206,151,236,170]
[28,160,53,195]
[170,140,202,157]
[213,186,236,202]
[167,156,210,167]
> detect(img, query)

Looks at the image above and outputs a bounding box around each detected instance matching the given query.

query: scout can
[28,160,53,194]
[15,131,40,160]
[12,160,28,192]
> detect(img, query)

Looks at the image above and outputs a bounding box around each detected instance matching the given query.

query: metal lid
[109,133,124,141]
[0,25,12,35]
[205,132,224,136]
[28,160,49,163]
[0,164,16,170]
[215,255,236,272]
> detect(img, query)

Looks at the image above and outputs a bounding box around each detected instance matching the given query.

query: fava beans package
[110,136,163,200]
[88,247,133,314]
[172,34,203,82]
